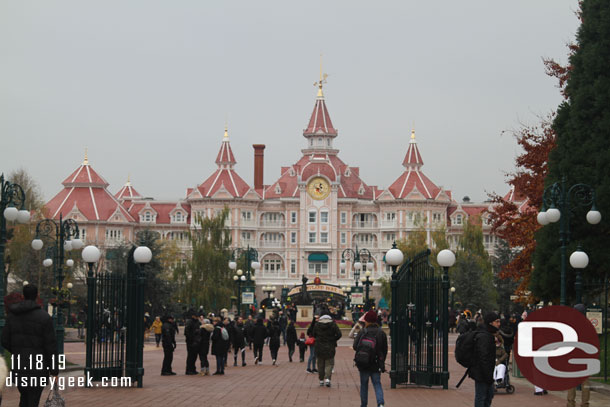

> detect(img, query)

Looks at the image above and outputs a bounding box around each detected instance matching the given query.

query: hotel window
[341,232,346,244]
[291,232,297,244]
[308,232,316,243]
[290,260,297,275]
[308,263,328,274]
[385,212,396,221]
[263,258,282,274]
[320,232,328,243]
[309,211,316,223]
[291,211,297,224]
[340,212,347,224]
[320,211,328,223]
[105,229,122,240]
[143,211,152,222]
[455,214,463,225]
[241,232,251,241]
[79,229,87,242]
[242,211,252,221]
[385,233,396,242]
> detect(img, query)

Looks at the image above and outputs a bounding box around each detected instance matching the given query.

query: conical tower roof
[115,175,142,202]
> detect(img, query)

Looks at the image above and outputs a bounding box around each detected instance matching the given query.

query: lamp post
[31,214,83,354]
[342,286,351,309]
[385,242,404,389]
[229,246,259,316]
[132,245,152,388]
[233,269,246,316]
[82,245,101,381]
[537,176,601,305]
[341,246,372,319]
[67,282,73,327]
[263,285,276,300]
[361,270,374,310]
[0,174,29,353]
[569,247,589,304]
[437,249,456,390]
[450,286,456,310]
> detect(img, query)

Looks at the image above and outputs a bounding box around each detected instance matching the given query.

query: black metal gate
[390,249,449,389]
[86,248,145,387]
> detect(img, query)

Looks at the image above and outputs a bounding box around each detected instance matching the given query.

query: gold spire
[314,53,328,98]
[126,173,131,186]
[411,128,416,140]
[83,148,89,165]
[224,124,229,139]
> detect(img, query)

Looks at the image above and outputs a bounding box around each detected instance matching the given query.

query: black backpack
[455,330,479,368]
[354,328,379,369]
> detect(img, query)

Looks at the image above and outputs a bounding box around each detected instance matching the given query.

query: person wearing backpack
[185,311,202,375]
[467,312,500,407]
[353,310,388,407]
[312,314,342,387]
[211,317,230,375]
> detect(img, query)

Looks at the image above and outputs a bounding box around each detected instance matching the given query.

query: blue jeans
[215,354,225,373]
[474,381,494,407]
[307,346,316,370]
[359,371,384,407]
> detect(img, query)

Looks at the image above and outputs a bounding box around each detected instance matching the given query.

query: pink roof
[46,163,135,222]
[127,202,191,224]
[195,135,253,198]
[402,139,424,167]
[62,163,109,187]
[304,97,337,136]
[115,182,142,201]
[215,138,236,165]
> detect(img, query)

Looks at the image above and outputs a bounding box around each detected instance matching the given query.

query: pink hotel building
[44,83,525,299]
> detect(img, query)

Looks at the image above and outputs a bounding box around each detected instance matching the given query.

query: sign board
[242,287,255,305]
[586,307,603,334]
[351,287,364,305]
[287,284,345,297]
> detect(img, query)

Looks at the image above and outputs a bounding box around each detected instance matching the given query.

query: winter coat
[498,324,514,352]
[468,326,496,384]
[211,324,230,356]
[353,323,388,372]
[200,323,214,354]
[495,335,508,365]
[278,315,287,330]
[312,315,342,359]
[151,319,163,334]
[267,321,281,351]
[349,321,363,339]
[185,318,202,347]
[286,323,297,346]
[252,319,269,346]
[456,319,469,335]
[244,319,255,341]
[1,300,58,376]
[231,322,246,349]
[161,320,176,350]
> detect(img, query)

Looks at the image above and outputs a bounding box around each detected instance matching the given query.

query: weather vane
[314,54,328,95]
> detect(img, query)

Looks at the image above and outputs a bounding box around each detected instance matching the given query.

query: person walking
[469,312,500,407]
[161,315,177,375]
[252,317,268,364]
[199,318,214,375]
[353,310,388,407]
[312,314,342,387]
[151,316,163,347]
[306,315,319,373]
[278,311,288,345]
[286,319,297,362]
[184,311,201,375]
[567,304,590,406]
[244,314,255,350]
[211,317,229,375]
[231,316,247,366]
[268,318,281,365]
[1,284,58,406]
[297,332,307,362]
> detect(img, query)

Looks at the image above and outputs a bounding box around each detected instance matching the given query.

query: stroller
[494,360,515,394]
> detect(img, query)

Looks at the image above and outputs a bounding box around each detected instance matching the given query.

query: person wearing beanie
[354,310,388,407]
[567,304,590,406]
[312,314,342,387]
[468,311,499,407]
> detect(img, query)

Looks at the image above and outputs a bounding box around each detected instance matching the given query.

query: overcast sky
[1,1,580,204]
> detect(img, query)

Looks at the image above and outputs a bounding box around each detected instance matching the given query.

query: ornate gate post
[385,243,403,389]
[437,249,456,390]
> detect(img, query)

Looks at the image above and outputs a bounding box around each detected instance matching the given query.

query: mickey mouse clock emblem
[307,177,330,200]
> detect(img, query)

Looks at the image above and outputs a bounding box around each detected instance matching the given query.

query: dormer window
[455,214,463,225]
[345,167,351,177]
[358,185,365,195]
[144,211,152,222]
[275,184,282,194]
[289,168,296,177]
[173,212,184,223]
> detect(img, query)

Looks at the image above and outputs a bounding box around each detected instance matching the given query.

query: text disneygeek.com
[6,372,132,390]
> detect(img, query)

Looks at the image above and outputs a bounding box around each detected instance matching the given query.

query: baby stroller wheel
[506,385,515,394]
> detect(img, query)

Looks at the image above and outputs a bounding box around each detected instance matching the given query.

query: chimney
[253,144,265,190]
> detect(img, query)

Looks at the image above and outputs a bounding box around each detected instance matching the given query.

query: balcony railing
[259,220,286,228]
[240,219,257,227]
[259,240,286,248]
[380,220,397,228]
[352,221,378,229]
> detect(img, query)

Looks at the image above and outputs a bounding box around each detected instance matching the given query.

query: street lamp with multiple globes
[437,248,456,391]
[0,174,30,352]
[537,177,601,305]
[385,242,404,389]
[569,247,589,304]
[82,244,101,378]
[263,285,276,300]
[31,214,83,354]
[233,269,247,315]
[228,246,259,316]
[67,282,73,327]
[450,286,456,310]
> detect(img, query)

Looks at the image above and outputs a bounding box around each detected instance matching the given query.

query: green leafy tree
[492,239,521,315]
[183,207,232,312]
[533,0,610,300]
[451,218,497,311]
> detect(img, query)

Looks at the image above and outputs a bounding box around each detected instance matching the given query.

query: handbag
[305,336,315,346]
[44,386,65,407]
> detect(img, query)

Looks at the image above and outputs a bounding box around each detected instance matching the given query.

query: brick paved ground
[2,333,609,406]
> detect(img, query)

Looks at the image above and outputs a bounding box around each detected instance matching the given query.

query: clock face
[307,177,331,200]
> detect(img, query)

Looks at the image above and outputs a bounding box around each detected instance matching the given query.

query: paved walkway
[2,333,609,406]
